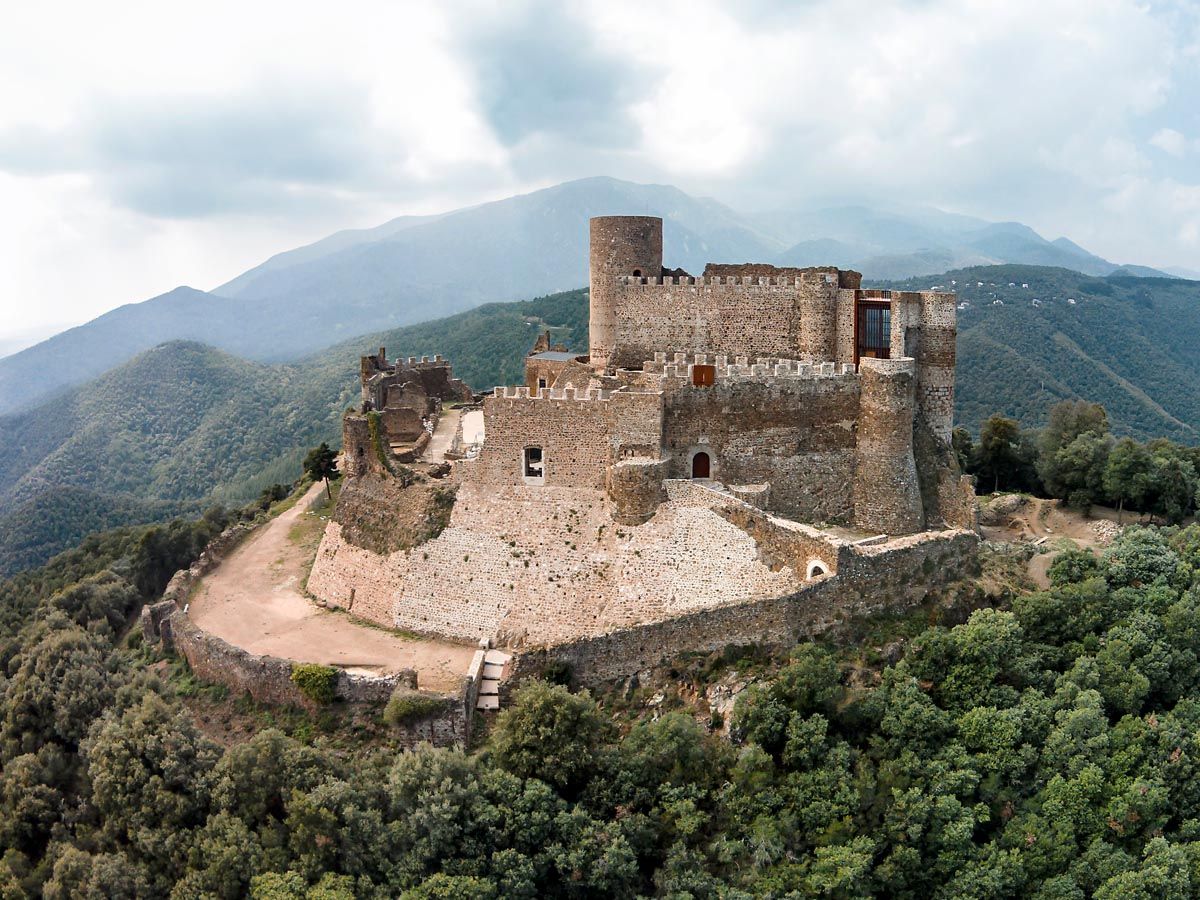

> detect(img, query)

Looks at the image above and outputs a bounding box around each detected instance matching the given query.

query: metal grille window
[856,302,891,361]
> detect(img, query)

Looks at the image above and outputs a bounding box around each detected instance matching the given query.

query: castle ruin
[310,215,978,688]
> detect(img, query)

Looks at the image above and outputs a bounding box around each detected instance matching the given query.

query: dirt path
[188,482,475,691]
[981,496,1114,590]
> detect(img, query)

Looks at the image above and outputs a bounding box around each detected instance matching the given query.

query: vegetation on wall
[290,664,339,705]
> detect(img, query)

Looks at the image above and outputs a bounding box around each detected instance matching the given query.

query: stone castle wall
[509,528,979,687]
[475,388,665,489]
[662,368,861,522]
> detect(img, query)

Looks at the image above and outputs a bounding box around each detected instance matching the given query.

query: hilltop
[6,261,1200,575]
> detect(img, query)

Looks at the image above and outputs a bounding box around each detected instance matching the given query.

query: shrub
[383,691,445,725]
[290,664,338,705]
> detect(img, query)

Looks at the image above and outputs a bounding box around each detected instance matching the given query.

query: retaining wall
[140,522,478,747]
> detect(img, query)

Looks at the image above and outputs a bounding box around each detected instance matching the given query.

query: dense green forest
[7,459,1200,895]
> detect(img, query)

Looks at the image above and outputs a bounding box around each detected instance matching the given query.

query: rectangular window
[856,302,891,362]
[537,377,547,390]
[523,447,544,484]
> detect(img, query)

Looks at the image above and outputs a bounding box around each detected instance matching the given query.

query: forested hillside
[881,266,1200,441]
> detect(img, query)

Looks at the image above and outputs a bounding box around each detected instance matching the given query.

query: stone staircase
[474,649,511,711]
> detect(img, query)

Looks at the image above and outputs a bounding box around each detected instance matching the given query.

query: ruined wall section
[854,358,924,534]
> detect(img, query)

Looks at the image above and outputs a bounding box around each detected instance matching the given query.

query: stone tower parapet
[854,357,924,535]
[589,216,663,371]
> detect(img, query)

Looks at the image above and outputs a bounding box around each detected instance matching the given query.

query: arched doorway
[691,451,711,479]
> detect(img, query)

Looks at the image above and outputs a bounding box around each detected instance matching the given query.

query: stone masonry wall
[662,370,861,522]
[854,358,924,534]
[509,528,979,687]
[476,390,613,488]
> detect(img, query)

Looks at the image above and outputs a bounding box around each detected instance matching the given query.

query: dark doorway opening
[691,451,711,479]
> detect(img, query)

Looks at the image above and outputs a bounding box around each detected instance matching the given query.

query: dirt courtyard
[187,481,476,691]
[979,495,1122,589]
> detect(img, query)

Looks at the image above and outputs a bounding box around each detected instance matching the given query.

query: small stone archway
[805,558,831,579]
[690,450,711,479]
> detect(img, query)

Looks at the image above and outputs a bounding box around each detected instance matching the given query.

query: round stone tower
[589,216,663,371]
[853,357,925,535]
[796,273,840,362]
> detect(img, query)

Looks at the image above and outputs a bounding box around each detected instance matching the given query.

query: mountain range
[0,176,1176,417]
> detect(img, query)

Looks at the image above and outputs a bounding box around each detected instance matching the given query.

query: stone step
[484,649,511,665]
[478,681,500,696]
[482,663,505,679]
[476,694,500,711]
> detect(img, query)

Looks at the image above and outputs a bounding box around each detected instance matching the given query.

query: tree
[1052,431,1113,509]
[1147,445,1198,525]
[304,443,339,502]
[1037,401,1110,499]
[489,682,612,794]
[951,427,975,473]
[976,416,1024,493]
[1104,438,1154,522]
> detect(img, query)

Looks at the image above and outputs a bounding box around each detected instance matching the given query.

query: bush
[383,691,445,725]
[290,664,338,705]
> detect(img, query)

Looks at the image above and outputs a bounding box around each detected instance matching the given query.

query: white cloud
[1151,128,1191,157]
[1,0,1199,343]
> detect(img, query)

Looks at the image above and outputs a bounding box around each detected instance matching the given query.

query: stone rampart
[508,528,979,687]
[663,368,861,522]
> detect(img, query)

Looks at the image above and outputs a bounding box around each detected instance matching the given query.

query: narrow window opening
[523,447,545,483]
[537,377,547,391]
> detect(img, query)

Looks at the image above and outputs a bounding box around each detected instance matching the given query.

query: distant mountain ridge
[0,177,1178,417]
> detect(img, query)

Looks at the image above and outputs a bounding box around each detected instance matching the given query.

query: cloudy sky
[1,0,1198,350]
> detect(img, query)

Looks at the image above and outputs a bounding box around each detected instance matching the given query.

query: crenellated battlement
[638,351,857,382]
[491,384,613,402]
[399,354,449,369]
[616,273,840,287]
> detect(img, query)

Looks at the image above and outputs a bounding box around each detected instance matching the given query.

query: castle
[309,216,978,685]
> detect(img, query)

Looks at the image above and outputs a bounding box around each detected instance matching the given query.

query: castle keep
[487,214,969,535]
[310,215,977,685]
